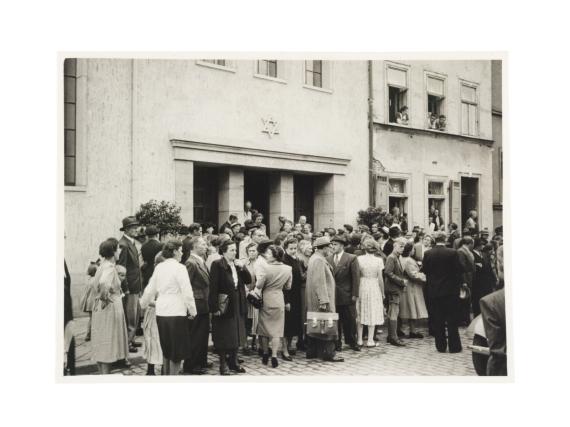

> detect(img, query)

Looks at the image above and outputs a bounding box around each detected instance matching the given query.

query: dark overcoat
[208,257,251,350]
[326,252,360,306]
[282,253,304,337]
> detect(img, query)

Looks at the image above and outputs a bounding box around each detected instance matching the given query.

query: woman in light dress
[399,242,429,338]
[356,238,385,348]
[141,251,165,375]
[90,239,129,374]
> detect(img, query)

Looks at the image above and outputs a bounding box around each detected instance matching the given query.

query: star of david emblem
[261,116,279,138]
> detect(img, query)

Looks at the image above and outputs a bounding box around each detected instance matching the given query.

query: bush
[135,200,183,238]
[356,206,389,229]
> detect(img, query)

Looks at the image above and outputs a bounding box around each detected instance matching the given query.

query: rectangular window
[64,58,77,186]
[388,178,408,219]
[427,180,446,231]
[426,75,446,130]
[202,59,227,66]
[305,60,323,88]
[387,65,409,124]
[461,82,478,136]
[257,60,278,78]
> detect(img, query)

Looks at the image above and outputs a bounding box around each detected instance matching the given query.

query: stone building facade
[370,60,495,233]
[63,58,500,312]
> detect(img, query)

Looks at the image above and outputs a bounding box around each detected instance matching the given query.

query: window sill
[302,84,333,94]
[374,121,493,146]
[253,74,287,84]
[65,185,87,192]
[195,60,237,73]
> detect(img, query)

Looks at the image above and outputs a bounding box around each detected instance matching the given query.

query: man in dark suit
[422,231,465,353]
[182,222,202,264]
[140,225,163,291]
[326,235,361,352]
[183,236,212,375]
[479,288,507,376]
[384,238,407,346]
[457,236,476,325]
[118,216,143,352]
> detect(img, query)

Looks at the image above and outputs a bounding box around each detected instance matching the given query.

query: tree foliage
[135,200,183,238]
[356,206,389,229]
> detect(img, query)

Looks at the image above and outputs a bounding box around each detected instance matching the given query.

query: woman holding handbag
[254,244,292,368]
[209,240,252,375]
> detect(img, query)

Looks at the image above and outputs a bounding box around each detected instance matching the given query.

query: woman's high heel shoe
[271,357,279,368]
[262,354,269,365]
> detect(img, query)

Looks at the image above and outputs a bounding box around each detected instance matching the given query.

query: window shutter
[461,102,469,134]
[387,67,407,87]
[469,104,477,136]
[461,84,476,102]
[427,77,444,96]
[449,180,461,226]
[375,175,389,211]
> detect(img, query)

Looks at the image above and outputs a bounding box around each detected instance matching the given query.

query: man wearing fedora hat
[326,234,360,352]
[118,216,144,352]
[305,236,344,362]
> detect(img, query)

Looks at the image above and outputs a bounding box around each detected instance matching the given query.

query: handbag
[306,311,339,337]
[218,293,230,315]
[246,292,263,309]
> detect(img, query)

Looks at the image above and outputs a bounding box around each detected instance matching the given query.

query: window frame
[64,58,87,191]
[196,59,237,73]
[385,62,411,125]
[64,59,77,186]
[425,175,449,230]
[253,60,287,84]
[424,70,447,130]
[386,172,412,221]
[459,79,480,136]
[302,60,333,93]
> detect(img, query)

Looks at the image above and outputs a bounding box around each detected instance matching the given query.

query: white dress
[357,254,385,326]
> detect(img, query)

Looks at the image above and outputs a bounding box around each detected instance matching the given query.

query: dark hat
[256,238,274,254]
[145,225,160,236]
[244,219,255,230]
[120,216,139,231]
[330,234,347,245]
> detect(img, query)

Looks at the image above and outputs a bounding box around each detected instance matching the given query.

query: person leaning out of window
[140,239,197,376]
[396,106,409,125]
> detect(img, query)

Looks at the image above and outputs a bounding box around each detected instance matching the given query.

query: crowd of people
[66,203,505,376]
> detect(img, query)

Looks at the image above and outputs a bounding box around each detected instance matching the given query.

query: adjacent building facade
[371,60,495,233]
[63,57,501,312]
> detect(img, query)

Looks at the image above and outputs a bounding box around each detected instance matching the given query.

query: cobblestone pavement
[72,316,476,376]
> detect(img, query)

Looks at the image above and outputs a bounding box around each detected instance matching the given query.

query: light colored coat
[305,252,336,313]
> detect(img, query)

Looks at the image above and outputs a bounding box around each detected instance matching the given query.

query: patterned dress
[91,261,129,363]
[356,254,385,326]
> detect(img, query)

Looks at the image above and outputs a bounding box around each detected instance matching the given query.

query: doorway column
[314,174,346,232]
[174,160,194,225]
[218,167,244,229]
[269,172,294,237]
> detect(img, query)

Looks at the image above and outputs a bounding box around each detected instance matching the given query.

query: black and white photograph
[6,1,570,426]
[61,55,506,378]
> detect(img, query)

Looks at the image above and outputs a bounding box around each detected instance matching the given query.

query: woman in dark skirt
[209,240,252,375]
[140,240,197,375]
[282,238,304,357]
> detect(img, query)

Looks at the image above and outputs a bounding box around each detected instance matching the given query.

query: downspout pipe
[368,60,374,207]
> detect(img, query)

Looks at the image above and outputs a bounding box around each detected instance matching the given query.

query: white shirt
[140,258,197,317]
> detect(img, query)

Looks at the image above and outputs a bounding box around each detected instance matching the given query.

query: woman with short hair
[140,240,197,376]
[90,239,129,374]
[400,242,429,338]
[356,238,385,347]
[254,244,292,368]
[209,240,252,375]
